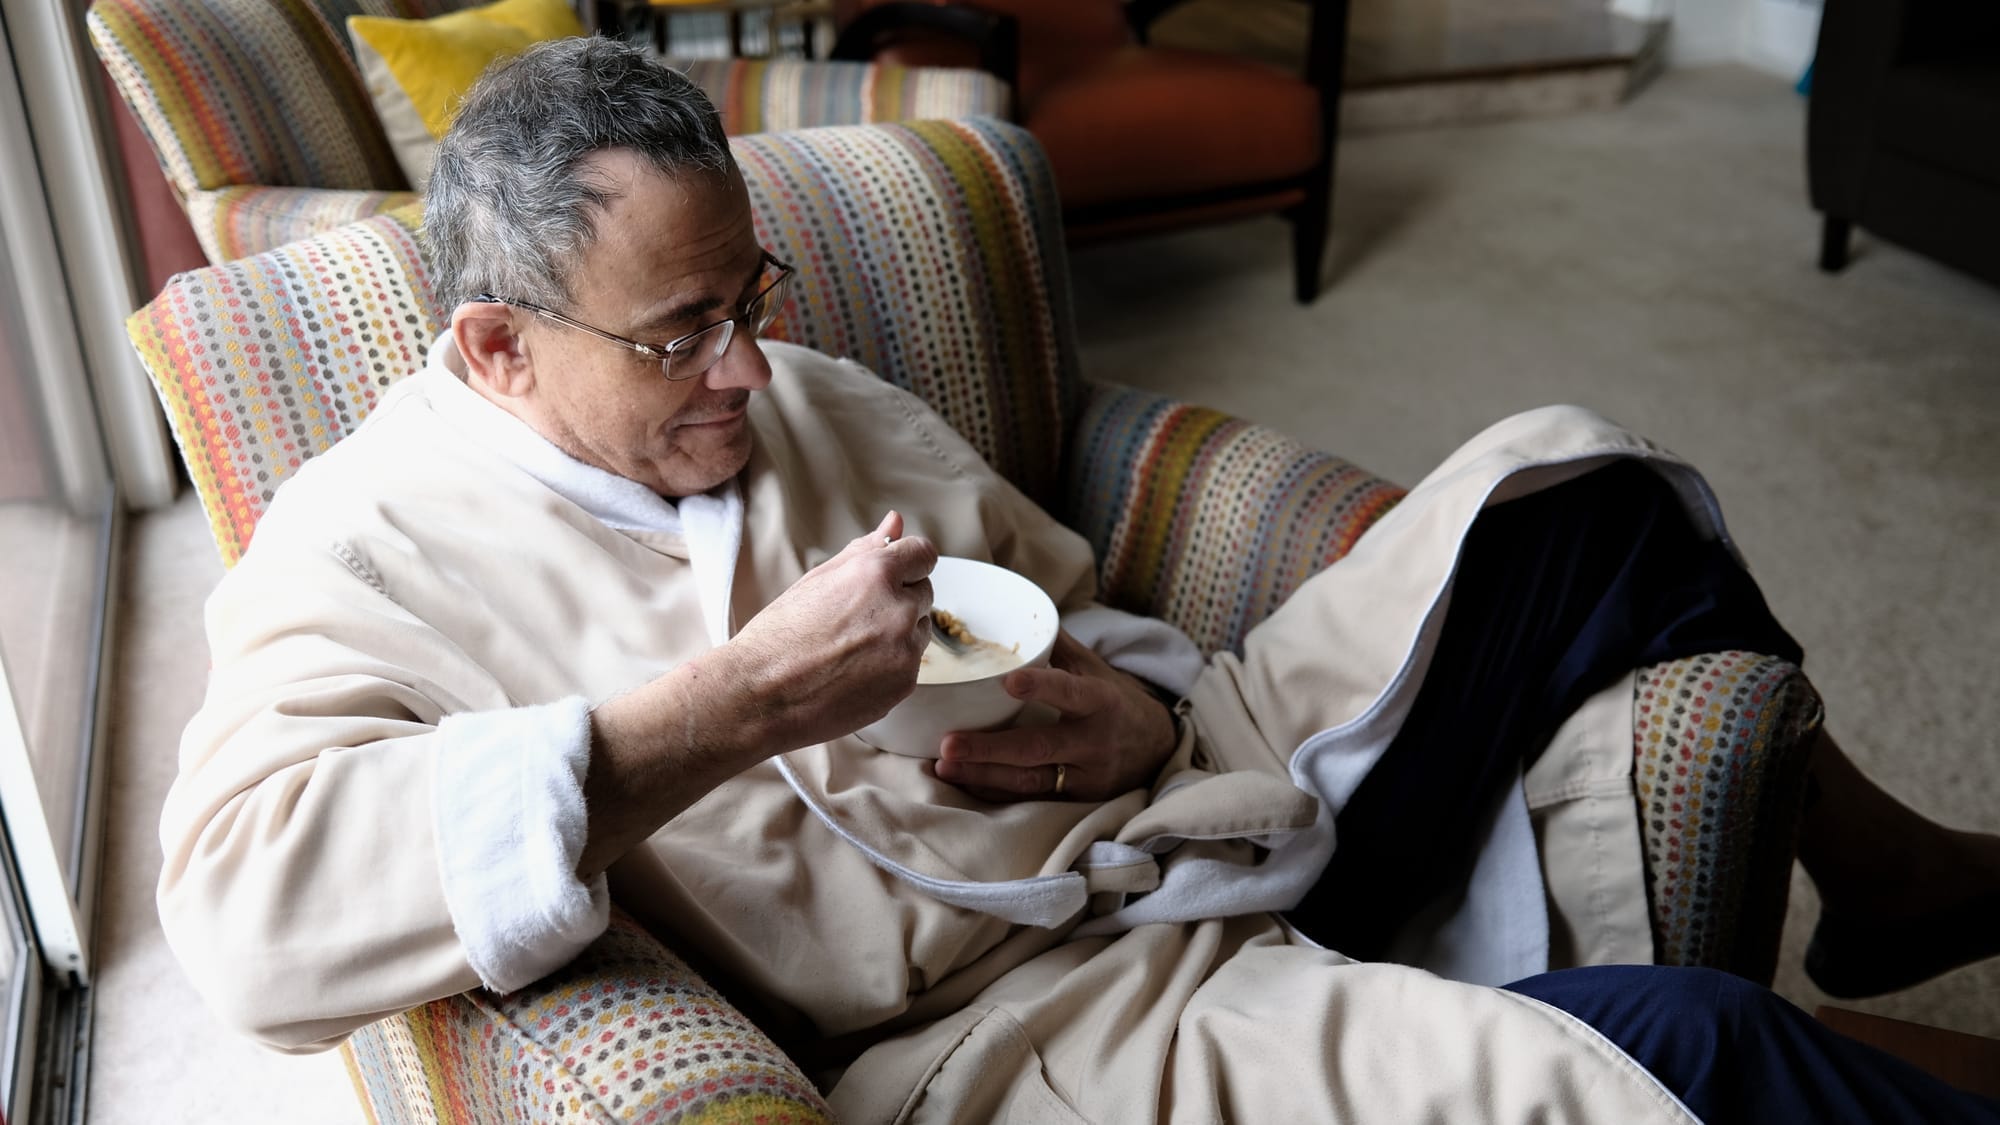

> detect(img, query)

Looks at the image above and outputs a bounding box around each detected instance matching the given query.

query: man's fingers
[932,756,1058,798]
[1049,630,1091,666]
[1002,666,1104,718]
[940,725,1063,768]
[883,534,939,585]
[831,511,906,564]
[905,577,934,623]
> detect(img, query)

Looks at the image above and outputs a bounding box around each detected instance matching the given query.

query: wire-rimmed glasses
[476,250,793,382]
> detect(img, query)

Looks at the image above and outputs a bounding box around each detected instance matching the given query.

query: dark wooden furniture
[830,0,1352,303]
[1816,1006,2000,1101]
[1807,0,2000,288]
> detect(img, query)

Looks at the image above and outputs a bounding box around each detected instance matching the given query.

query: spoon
[928,609,975,654]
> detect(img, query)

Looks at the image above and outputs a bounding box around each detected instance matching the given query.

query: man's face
[511,150,774,498]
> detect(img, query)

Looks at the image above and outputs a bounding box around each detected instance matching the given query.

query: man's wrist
[1134,676,1186,759]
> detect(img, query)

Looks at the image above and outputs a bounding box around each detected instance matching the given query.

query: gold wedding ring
[1053,762,1068,796]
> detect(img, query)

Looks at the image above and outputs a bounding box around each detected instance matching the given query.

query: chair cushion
[1025,45,1322,209]
[184,184,419,262]
[85,0,474,196]
[348,0,586,189]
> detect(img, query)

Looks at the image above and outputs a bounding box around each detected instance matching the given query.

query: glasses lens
[749,269,791,336]
[663,320,733,382]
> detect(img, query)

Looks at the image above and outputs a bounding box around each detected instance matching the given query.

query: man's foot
[1805,889,2000,998]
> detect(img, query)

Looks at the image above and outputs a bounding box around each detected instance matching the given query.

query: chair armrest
[342,911,834,1124]
[1062,383,1826,983]
[1060,382,1404,657]
[1633,652,1823,984]
[184,185,420,264]
[673,57,1010,133]
[831,1,1020,101]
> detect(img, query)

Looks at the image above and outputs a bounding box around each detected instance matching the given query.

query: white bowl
[855,556,1060,759]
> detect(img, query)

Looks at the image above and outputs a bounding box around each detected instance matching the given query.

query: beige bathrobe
[162,340,1720,1122]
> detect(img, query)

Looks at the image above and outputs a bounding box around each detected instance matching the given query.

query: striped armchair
[124,119,1822,1123]
[85,0,1008,264]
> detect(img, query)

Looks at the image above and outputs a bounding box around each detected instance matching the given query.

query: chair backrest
[86,0,482,199]
[126,118,1080,565]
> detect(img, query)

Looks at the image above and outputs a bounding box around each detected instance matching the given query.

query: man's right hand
[727,510,939,750]
[581,512,935,877]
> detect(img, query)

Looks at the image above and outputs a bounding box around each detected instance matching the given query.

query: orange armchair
[832,0,1351,302]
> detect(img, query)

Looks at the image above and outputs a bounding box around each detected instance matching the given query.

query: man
[160,37,1999,1122]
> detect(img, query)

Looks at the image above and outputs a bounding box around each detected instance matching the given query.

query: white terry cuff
[1061,603,1207,696]
[433,696,610,994]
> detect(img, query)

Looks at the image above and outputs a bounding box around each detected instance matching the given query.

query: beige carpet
[87,63,1998,1123]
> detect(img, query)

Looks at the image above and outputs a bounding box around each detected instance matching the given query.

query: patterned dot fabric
[678,58,1010,135]
[126,202,440,566]
[185,185,421,265]
[86,0,463,199]
[1635,651,1824,983]
[342,912,835,1125]
[738,118,1081,508]
[1065,382,1407,656]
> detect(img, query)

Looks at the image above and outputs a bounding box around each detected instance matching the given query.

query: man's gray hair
[424,36,735,311]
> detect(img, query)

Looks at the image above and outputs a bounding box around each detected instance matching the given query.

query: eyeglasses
[477,250,794,382]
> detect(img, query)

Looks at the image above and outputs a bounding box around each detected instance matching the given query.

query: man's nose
[706,327,773,392]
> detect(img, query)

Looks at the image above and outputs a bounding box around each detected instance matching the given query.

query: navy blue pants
[1508,966,2000,1123]
[1280,461,1997,1121]
[1288,459,1803,959]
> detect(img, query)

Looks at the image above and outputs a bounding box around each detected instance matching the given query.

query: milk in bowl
[856,556,1059,758]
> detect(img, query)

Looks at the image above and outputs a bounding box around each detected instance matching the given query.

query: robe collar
[418,335,743,645]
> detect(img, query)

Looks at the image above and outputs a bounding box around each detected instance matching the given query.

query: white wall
[1656,0,1823,78]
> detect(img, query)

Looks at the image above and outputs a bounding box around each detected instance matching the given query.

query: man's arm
[166,512,935,1050]
[579,511,938,876]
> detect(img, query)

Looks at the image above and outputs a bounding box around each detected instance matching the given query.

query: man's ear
[451,301,535,397]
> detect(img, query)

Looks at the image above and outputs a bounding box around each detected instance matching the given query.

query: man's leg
[1797,729,2000,997]
[1506,965,2000,1125]
[1289,460,1801,958]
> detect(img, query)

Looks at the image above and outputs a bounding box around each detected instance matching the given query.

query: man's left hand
[933,630,1179,802]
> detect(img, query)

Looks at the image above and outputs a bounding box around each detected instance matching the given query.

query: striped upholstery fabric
[680,58,1009,134]
[740,118,1080,507]
[1065,383,1406,656]
[342,911,834,1124]
[86,0,478,199]
[1635,652,1824,984]
[185,184,419,263]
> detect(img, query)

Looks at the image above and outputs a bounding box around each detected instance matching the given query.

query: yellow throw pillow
[349,0,586,189]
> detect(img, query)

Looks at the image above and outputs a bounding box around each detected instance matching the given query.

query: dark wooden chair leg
[1293,0,1349,304]
[1292,161,1334,304]
[1819,215,1852,272]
